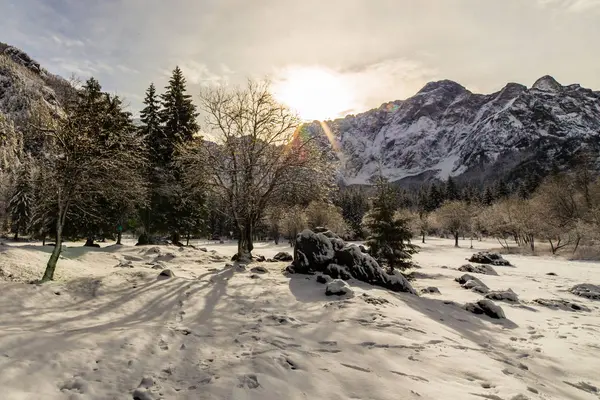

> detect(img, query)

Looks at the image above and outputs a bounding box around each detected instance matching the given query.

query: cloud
[174,62,232,86]
[538,0,600,11]
[51,34,85,48]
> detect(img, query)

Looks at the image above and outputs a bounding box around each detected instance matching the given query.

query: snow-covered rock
[291,229,416,294]
[458,263,498,275]
[325,279,354,296]
[465,299,506,319]
[485,289,519,302]
[569,283,600,300]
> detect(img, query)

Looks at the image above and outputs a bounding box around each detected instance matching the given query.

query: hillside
[306,76,600,186]
[0,42,70,128]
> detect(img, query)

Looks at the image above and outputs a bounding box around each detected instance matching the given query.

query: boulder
[334,245,416,294]
[325,279,354,297]
[457,274,489,293]
[534,298,591,312]
[458,263,498,276]
[273,252,293,262]
[255,255,266,262]
[468,252,512,266]
[485,289,519,302]
[331,237,346,251]
[465,299,506,319]
[158,269,175,279]
[358,244,368,253]
[132,388,155,400]
[313,227,329,233]
[115,260,134,268]
[421,286,441,294]
[316,274,333,284]
[293,230,335,273]
[569,283,600,300]
[291,229,416,295]
[250,266,268,274]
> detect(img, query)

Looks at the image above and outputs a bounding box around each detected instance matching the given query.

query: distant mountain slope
[306,75,600,186]
[0,42,70,127]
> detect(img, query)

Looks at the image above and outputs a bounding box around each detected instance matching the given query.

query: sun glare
[273,66,355,121]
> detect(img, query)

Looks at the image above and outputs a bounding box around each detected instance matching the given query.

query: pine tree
[426,183,444,211]
[365,176,418,272]
[483,186,495,206]
[160,66,199,158]
[445,176,460,201]
[494,179,509,199]
[140,83,163,164]
[8,163,32,240]
[157,67,202,245]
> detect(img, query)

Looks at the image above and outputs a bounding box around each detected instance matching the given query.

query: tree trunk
[530,236,535,252]
[186,232,190,246]
[275,236,279,245]
[454,232,459,247]
[84,236,96,247]
[422,233,425,244]
[116,231,122,245]
[13,231,18,241]
[42,225,63,282]
[42,232,46,246]
[171,231,183,246]
[237,221,254,260]
[549,239,556,254]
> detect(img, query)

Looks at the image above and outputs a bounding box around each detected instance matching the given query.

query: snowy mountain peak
[306,76,600,187]
[532,75,562,92]
[417,80,468,96]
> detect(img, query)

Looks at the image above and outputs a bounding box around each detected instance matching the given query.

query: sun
[272,66,355,121]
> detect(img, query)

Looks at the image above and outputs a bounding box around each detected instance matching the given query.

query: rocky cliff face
[306,75,600,186]
[0,43,69,127]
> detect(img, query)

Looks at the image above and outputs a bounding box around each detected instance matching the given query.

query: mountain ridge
[306,75,600,187]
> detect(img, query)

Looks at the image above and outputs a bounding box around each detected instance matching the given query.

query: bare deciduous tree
[305,201,348,237]
[179,80,332,260]
[434,200,472,247]
[281,205,307,247]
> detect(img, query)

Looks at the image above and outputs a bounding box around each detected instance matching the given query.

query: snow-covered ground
[0,237,599,400]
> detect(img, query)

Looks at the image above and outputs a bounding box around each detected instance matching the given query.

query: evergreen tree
[494,178,510,199]
[365,176,418,272]
[483,186,495,206]
[155,67,202,245]
[426,183,444,211]
[139,83,163,164]
[160,66,199,158]
[445,176,460,201]
[335,187,369,239]
[8,163,32,240]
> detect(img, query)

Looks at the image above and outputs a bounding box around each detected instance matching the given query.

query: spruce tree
[365,176,418,272]
[160,66,199,158]
[8,164,32,240]
[426,183,444,211]
[494,178,510,199]
[483,186,495,206]
[140,83,163,164]
[445,176,460,201]
[157,67,202,244]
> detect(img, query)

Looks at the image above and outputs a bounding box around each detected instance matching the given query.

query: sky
[1,0,599,120]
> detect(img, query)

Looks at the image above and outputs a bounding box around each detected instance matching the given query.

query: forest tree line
[1,65,598,281]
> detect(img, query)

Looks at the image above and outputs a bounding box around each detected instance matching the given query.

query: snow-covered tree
[365,176,417,272]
